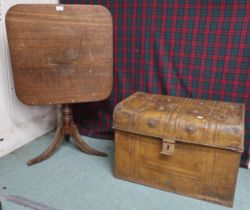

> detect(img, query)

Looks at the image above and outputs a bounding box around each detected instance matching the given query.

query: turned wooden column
[27,104,107,166]
[6,5,113,166]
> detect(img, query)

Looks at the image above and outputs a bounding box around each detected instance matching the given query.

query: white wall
[0,0,59,157]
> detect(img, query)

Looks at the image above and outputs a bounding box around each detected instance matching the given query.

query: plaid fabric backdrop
[61,0,250,167]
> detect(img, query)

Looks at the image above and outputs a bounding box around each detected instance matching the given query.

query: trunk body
[113,92,244,207]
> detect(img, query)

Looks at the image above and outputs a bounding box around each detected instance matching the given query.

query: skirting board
[0,109,56,158]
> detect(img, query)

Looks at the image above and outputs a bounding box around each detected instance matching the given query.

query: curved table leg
[27,125,64,166]
[70,123,107,157]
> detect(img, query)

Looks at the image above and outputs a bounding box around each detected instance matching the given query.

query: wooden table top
[6,4,113,105]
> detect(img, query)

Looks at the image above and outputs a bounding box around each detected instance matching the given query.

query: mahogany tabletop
[6,4,113,105]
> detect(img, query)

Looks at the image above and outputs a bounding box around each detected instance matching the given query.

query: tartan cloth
[61,0,250,167]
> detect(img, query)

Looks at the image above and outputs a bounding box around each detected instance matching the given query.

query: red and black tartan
[61,0,250,167]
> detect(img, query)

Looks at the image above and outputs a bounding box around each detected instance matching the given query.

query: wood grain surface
[6,4,113,105]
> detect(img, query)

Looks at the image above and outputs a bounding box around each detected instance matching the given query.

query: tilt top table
[6,4,113,165]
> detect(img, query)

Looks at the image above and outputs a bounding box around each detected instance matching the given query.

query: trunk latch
[160,138,175,156]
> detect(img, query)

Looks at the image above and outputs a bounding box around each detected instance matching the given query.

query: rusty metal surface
[113,92,244,152]
[6,4,113,105]
[113,92,244,207]
[114,131,241,207]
